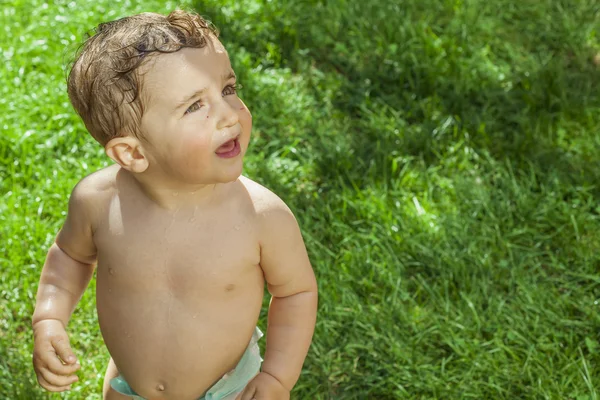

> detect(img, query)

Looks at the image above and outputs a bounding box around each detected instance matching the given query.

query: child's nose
[216,98,239,130]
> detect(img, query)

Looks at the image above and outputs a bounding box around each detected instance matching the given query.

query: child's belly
[95,258,265,400]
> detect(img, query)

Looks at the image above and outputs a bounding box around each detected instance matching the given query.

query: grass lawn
[1,0,599,398]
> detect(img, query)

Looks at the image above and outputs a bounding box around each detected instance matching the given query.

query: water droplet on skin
[234,225,240,231]
[108,288,112,293]
[189,207,197,223]
[157,384,165,391]
[172,192,179,197]
[109,268,114,275]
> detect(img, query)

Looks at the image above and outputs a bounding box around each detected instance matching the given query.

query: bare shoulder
[238,177,315,295]
[69,164,119,220]
[72,164,118,198]
[238,175,293,217]
[56,165,120,261]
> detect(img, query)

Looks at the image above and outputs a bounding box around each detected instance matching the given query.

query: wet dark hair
[67,10,218,145]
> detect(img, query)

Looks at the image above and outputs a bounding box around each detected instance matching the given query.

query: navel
[225,283,235,292]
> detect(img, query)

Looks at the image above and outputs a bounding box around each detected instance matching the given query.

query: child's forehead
[148,38,230,74]
[140,41,234,104]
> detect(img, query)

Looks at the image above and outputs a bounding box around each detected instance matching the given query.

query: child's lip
[215,134,240,150]
[215,136,241,158]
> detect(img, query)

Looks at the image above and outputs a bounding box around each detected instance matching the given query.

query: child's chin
[217,164,244,183]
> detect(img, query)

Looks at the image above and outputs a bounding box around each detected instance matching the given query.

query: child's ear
[105,137,149,173]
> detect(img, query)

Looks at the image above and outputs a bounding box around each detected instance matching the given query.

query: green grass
[1,0,600,398]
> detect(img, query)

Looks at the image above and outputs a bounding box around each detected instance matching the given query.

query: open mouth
[215,136,241,158]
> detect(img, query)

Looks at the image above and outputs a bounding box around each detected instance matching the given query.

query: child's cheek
[189,134,212,151]
[238,99,252,119]
[237,101,252,136]
[179,132,211,161]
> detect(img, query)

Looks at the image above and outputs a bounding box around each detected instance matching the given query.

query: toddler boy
[31,10,318,400]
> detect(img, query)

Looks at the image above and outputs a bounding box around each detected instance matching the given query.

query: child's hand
[32,319,80,392]
[237,372,290,400]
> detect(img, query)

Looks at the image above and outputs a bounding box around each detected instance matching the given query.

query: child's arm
[241,195,318,399]
[31,180,99,392]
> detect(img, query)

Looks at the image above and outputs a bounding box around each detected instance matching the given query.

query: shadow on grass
[197,0,600,193]
[191,3,600,397]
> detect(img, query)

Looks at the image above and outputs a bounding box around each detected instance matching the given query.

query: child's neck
[124,169,227,211]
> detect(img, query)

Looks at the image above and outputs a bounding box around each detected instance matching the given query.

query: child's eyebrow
[223,71,236,80]
[173,72,236,111]
[175,88,208,110]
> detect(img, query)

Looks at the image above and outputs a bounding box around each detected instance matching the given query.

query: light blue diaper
[110,327,263,400]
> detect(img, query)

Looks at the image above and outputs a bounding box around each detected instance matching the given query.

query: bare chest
[93,203,261,295]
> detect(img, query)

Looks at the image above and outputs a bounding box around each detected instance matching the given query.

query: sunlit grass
[2,0,599,399]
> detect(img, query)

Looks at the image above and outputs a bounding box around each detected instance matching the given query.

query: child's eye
[222,84,242,96]
[185,101,202,115]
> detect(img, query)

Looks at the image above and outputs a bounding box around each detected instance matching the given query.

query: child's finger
[238,385,257,400]
[37,374,71,393]
[45,352,81,375]
[36,367,77,391]
[39,365,78,386]
[51,336,77,364]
